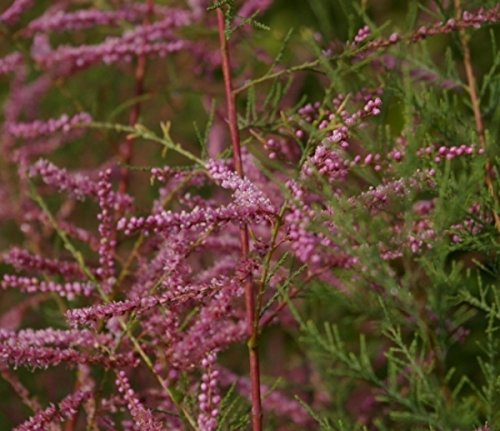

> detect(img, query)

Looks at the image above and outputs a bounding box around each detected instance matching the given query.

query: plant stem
[233,60,321,95]
[454,0,500,231]
[0,369,41,413]
[119,0,155,194]
[216,8,263,431]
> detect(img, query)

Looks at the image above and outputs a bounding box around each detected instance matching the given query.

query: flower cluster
[117,163,275,237]
[96,169,118,293]
[2,247,84,278]
[411,6,500,42]
[0,52,23,75]
[300,96,383,182]
[1,274,94,299]
[197,352,221,431]
[115,371,164,431]
[33,13,192,74]
[6,112,92,140]
[170,277,245,368]
[29,159,98,200]
[22,5,166,36]
[0,333,133,370]
[352,25,371,45]
[417,143,483,163]
[0,328,112,349]
[207,159,276,214]
[0,0,33,26]
[13,389,92,431]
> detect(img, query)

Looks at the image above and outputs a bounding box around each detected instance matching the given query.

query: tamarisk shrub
[0,0,499,430]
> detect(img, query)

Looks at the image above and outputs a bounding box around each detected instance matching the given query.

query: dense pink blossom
[0,343,132,370]
[0,52,23,75]
[0,328,112,349]
[207,159,275,213]
[115,371,164,431]
[22,5,170,36]
[197,351,221,431]
[352,25,371,45]
[301,97,383,181]
[410,6,500,42]
[348,169,436,211]
[417,143,482,163]
[117,200,270,236]
[23,172,83,207]
[33,13,192,74]
[29,160,134,209]
[1,274,94,299]
[13,389,92,431]
[2,247,83,278]
[283,181,356,268]
[67,279,217,327]
[96,169,117,293]
[171,277,245,368]
[67,296,158,327]
[0,0,33,26]
[119,161,275,236]
[6,113,92,140]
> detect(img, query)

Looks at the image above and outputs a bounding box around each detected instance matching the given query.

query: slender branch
[233,60,321,95]
[87,121,204,165]
[0,368,41,413]
[216,8,263,431]
[118,0,155,194]
[259,267,329,328]
[260,286,300,328]
[454,0,500,231]
[255,204,287,323]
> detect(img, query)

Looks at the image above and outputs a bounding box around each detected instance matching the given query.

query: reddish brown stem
[216,8,263,431]
[260,286,300,328]
[259,268,331,328]
[454,0,500,231]
[118,0,155,194]
[0,368,41,413]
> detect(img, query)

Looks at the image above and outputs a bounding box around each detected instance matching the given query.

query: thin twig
[454,0,500,231]
[259,267,329,328]
[233,61,321,95]
[0,368,41,413]
[118,0,155,194]
[216,8,263,431]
